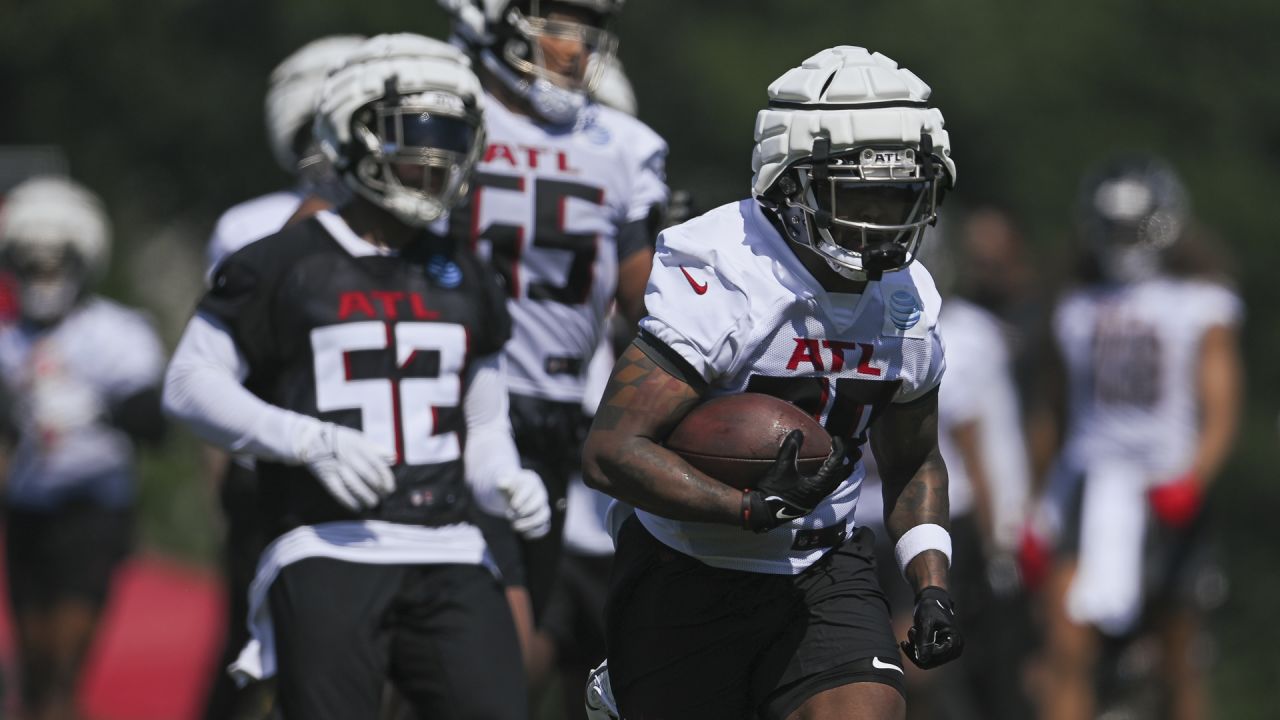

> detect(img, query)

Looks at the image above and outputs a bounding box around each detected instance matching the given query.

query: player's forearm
[951,420,995,549]
[1190,325,1242,487]
[460,354,525,507]
[615,248,653,328]
[162,313,309,463]
[883,453,952,591]
[582,434,742,524]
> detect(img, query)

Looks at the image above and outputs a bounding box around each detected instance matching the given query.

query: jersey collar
[315,210,398,258]
[746,201,872,333]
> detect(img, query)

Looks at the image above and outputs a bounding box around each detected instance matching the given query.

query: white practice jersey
[1055,276,1242,481]
[204,189,305,285]
[456,95,668,403]
[0,298,166,509]
[935,298,1030,550]
[636,200,946,574]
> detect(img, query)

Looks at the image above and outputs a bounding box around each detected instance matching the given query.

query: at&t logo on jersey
[888,290,922,330]
[427,256,463,288]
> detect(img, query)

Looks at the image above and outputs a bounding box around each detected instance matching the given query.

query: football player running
[0,176,167,720]
[1029,155,1242,720]
[438,0,669,662]
[163,34,549,719]
[199,34,365,720]
[582,47,962,720]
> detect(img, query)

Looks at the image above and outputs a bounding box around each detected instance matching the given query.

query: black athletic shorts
[475,393,585,617]
[606,518,904,720]
[542,550,612,667]
[269,557,527,720]
[5,502,133,611]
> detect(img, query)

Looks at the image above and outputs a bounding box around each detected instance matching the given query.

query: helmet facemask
[346,83,486,227]
[3,240,90,325]
[486,0,618,123]
[1084,170,1187,283]
[774,137,944,281]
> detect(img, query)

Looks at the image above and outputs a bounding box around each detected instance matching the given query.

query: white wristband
[894,523,952,579]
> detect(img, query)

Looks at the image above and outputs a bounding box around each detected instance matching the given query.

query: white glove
[294,421,396,512]
[30,374,104,439]
[499,469,551,539]
[585,659,621,720]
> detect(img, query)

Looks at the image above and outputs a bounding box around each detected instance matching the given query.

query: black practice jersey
[199,214,511,538]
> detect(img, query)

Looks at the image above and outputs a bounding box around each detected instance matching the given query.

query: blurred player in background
[951,206,1044,404]
[887,217,1036,720]
[583,47,963,720]
[164,35,548,718]
[1028,154,1242,720]
[530,54,701,719]
[199,34,364,720]
[0,176,167,720]
[439,0,669,671]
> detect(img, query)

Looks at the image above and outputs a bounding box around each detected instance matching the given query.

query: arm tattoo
[873,388,952,590]
[583,344,742,524]
[592,347,701,434]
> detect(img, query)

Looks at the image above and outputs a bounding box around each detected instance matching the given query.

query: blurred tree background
[1,0,1277,715]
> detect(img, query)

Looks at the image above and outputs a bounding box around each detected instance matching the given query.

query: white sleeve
[1188,281,1244,330]
[627,142,668,224]
[95,308,168,400]
[890,265,946,403]
[162,312,315,463]
[461,353,524,515]
[935,308,988,424]
[619,118,669,223]
[637,226,752,382]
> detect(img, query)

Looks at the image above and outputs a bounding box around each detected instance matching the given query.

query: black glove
[900,586,964,669]
[741,430,851,533]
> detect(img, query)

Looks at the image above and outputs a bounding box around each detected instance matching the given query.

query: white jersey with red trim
[1055,276,1242,482]
[452,94,668,403]
[635,199,946,574]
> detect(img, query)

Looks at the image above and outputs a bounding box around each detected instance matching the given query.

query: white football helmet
[265,35,367,175]
[314,34,486,227]
[752,46,956,281]
[0,176,110,324]
[440,0,623,124]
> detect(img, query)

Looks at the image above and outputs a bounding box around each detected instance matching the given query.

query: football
[665,392,833,490]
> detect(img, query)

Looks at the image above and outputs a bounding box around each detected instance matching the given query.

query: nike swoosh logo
[680,266,708,295]
[767,498,804,521]
[871,657,904,674]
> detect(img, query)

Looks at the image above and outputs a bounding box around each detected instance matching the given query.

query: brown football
[665,392,833,491]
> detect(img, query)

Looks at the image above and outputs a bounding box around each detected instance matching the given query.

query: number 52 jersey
[450,96,668,404]
[637,200,947,574]
[198,211,511,539]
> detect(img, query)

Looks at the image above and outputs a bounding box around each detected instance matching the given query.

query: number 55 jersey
[636,200,947,574]
[198,210,510,539]
[450,96,668,404]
